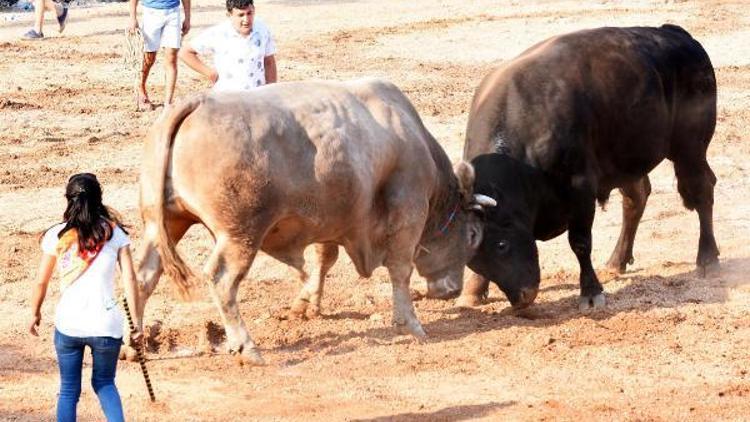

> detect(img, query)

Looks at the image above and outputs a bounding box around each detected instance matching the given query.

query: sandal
[23,29,44,39]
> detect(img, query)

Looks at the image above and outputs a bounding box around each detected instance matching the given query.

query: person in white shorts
[128,0,191,110]
[179,0,277,92]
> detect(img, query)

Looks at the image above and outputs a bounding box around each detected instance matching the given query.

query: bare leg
[163,48,178,106]
[606,176,651,272]
[139,51,157,106]
[33,0,59,34]
[203,236,262,365]
[456,271,490,307]
[290,243,339,319]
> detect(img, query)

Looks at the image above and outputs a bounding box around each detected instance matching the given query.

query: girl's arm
[118,245,143,338]
[29,254,56,336]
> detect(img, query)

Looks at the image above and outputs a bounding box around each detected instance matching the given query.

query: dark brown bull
[458,25,719,309]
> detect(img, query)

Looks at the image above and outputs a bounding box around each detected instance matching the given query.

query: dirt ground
[1,0,750,420]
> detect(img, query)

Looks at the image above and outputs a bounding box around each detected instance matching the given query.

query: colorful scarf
[55,228,105,290]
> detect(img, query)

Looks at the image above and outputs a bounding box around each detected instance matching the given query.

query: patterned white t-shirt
[42,223,130,339]
[191,19,276,92]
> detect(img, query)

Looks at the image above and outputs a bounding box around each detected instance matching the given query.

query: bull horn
[473,194,497,207]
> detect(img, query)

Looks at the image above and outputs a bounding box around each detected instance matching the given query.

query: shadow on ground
[350,401,516,422]
[270,257,748,355]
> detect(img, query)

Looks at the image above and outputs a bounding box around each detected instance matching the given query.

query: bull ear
[467,220,483,250]
[453,161,475,203]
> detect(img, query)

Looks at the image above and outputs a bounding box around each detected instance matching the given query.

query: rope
[123,28,144,112]
[122,295,156,402]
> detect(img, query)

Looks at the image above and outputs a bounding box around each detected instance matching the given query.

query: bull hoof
[393,321,428,342]
[606,255,634,274]
[411,328,428,344]
[578,293,606,311]
[290,298,322,319]
[290,297,308,315]
[604,261,627,274]
[230,347,265,366]
[455,294,484,308]
[305,305,321,319]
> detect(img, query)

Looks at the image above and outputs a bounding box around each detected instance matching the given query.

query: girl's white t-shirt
[41,223,130,339]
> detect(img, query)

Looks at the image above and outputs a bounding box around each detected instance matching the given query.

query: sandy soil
[2,0,750,420]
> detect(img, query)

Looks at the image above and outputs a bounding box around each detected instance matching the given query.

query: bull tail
[152,95,204,300]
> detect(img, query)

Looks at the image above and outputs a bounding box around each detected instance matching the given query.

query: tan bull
[134,79,494,364]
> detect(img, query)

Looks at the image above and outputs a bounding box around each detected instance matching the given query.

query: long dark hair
[58,173,127,251]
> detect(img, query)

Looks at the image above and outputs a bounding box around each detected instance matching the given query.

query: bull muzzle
[426,276,462,300]
[510,287,539,309]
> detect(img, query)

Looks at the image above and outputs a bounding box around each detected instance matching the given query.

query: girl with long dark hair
[29,173,141,422]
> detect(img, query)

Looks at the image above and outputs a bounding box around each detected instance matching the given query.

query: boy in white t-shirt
[179,0,277,92]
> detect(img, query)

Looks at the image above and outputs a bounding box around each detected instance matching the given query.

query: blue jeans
[54,329,125,422]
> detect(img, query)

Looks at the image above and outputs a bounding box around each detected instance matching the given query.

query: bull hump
[660,24,691,38]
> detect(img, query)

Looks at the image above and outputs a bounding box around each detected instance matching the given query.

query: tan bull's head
[414,161,495,299]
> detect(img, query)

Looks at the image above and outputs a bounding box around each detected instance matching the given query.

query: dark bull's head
[466,153,542,308]
[414,161,497,299]
[468,218,540,308]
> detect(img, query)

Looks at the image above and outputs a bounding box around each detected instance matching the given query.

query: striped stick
[122,296,156,402]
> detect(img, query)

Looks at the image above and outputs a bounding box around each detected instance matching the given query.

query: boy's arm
[179,44,219,84]
[181,0,191,35]
[128,0,139,33]
[264,55,277,84]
